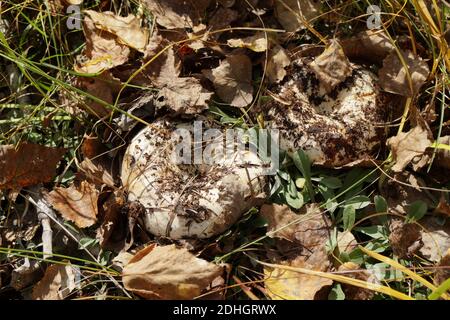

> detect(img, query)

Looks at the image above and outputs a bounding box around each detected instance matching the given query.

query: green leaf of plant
[328,284,346,300]
[343,205,356,230]
[406,200,428,223]
[319,176,342,189]
[292,149,315,201]
[374,195,388,213]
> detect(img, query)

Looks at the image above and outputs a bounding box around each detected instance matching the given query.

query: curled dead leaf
[84,11,149,52]
[261,203,333,299]
[144,32,213,114]
[75,15,130,74]
[434,249,450,286]
[275,0,321,32]
[0,143,66,190]
[309,39,353,93]
[142,0,211,29]
[266,45,290,83]
[337,262,376,300]
[32,264,77,300]
[45,181,99,228]
[387,125,433,172]
[203,54,253,107]
[388,217,423,259]
[378,49,430,97]
[122,244,223,299]
[419,216,450,263]
[341,30,395,63]
[264,258,333,300]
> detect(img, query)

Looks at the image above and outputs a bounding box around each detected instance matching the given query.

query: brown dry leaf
[380,172,433,216]
[0,143,66,190]
[75,15,130,74]
[84,11,149,52]
[143,32,213,114]
[336,231,357,255]
[275,0,321,32]
[78,158,115,188]
[341,30,395,63]
[203,54,253,107]
[155,49,213,114]
[142,0,211,29]
[387,125,433,172]
[209,7,239,33]
[264,258,332,300]
[227,32,268,52]
[419,216,450,263]
[260,203,332,247]
[97,191,127,251]
[261,203,333,300]
[266,44,290,83]
[45,181,99,228]
[122,244,222,299]
[379,49,430,97]
[309,39,353,93]
[388,217,423,259]
[434,249,450,286]
[32,264,77,300]
[337,262,375,300]
[74,71,121,117]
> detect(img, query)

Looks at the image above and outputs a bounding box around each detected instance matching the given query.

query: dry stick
[24,190,132,299]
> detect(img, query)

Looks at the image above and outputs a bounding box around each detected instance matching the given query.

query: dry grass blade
[256,259,414,300]
[358,246,449,300]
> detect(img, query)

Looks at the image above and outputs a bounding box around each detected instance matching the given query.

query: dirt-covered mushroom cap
[121,119,267,239]
[263,57,387,167]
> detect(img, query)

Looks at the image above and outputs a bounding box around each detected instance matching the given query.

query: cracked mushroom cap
[121,119,267,239]
[263,57,387,167]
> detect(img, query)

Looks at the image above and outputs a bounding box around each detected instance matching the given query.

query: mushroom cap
[121,119,267,239]
[264,57,387,167]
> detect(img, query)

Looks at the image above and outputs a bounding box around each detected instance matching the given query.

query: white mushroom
[263,57,387,167]
[121,118,267,239]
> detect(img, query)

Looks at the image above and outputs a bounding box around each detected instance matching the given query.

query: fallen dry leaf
[388,217,423,259]
[227,32,268,52]
[261,203,332,247]
[435,195,450,217]
[264,258,332,300]
[45,181,99,228]
[74,71,121,116]
[387,125,433,172]
[380,172,433,216]
[143,32,213,114]
[0,143,66,190]
[75,15,130,74]
[142,0,211,29]
[266,44,291,83]
[97,191,127,251]
[309,39,353,93]
[261,203,333,300]
[337,262,375,300]
[419,216,450,263]
[155,48,213,114]
[84,11,149,52]
[32,264,77,300]
[203,54,253,107]
[275,0,321,32]
[341,30,395,63]
[434,248,450,286]
[122,244,222,299]
[378,49,430,97]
